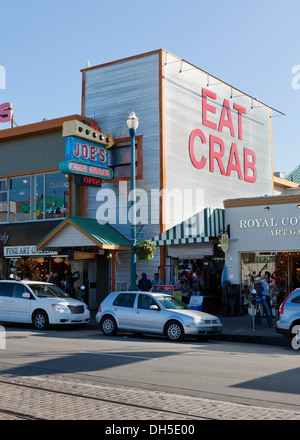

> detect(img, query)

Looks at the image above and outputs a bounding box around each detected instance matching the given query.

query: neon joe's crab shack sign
[59,137,113,180]
[59,122,114,180]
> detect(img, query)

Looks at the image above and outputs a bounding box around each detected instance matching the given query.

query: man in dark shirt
[49,271,59,286]
[138,273,152,291]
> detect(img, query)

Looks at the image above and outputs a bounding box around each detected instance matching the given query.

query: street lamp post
[126,111,139,291]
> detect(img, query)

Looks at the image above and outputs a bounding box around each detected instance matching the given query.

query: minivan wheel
[101,315,117,336]
[165,320,184,342]
[32,310,49,330]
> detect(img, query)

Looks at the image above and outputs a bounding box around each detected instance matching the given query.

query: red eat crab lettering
[189,88,256,183]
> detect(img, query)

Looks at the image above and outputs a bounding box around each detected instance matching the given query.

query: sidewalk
[214,314,290,347]
[88,310,290,347]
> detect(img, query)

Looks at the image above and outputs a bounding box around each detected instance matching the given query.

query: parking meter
[251,289,257,305]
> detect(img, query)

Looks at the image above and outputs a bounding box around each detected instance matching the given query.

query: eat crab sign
[189,89,257,183]
[0,102,13,123]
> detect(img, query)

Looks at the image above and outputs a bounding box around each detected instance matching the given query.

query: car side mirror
[22,292,31,299]
[150,304,160,311]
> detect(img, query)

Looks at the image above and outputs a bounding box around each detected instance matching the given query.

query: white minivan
[0,280,90,330]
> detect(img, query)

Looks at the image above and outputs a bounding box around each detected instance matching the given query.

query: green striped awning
[151,208,225,246]
[285,166,300,183]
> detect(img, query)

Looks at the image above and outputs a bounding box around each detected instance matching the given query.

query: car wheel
[165,320,184,342]
[101,315,117,336]
[32,310,49,330]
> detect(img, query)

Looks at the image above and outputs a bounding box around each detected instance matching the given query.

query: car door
[134,293,163,332]
[0,282,14,322]
[112,293,136,329]
[9,283,33,323]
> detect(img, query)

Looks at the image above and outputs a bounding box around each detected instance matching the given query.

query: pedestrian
[227,284,236,316]
[64,269,74,296]
[73,279,83,301]
[64,269,80,298]
[49,271,59,286]
[151,273,163,292]
[138,273,152,292]
[260,274,274,327]
[60,278,66,291]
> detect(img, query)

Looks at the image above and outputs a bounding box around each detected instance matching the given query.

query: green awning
[36,216,130,250]
[285,165,300,183]
[151,208,225,246]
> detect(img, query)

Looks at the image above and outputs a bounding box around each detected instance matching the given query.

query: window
[45,173,69,219]
[9,176,30,222]
[156,296,189,310]
[292,296,300,304]
[137,294,158,310]
[27,283,68,298]
[13,284,30,299]
[0,179,8,222]
[107,136,143,182]
[0,172,68,223]
[33,174,44,221]
[0,283,13,297]
[113,293,136,308]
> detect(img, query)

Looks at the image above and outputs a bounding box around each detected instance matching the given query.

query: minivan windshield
[27,283,69,299]
[155,295,190,310]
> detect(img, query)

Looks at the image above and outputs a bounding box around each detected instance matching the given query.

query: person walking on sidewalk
[260,275,274,328]
[138,273,152,292]
[151,273,163,292]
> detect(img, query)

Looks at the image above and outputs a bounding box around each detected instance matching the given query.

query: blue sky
[1,0,299,174]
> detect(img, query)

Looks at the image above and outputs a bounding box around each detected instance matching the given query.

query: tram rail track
[0,407,44,420]
[0,376,208,420]
[0,374,300,421]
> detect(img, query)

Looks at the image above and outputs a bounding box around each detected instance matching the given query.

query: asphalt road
[0,324,299,421]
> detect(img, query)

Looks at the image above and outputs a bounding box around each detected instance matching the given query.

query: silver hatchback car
[276,288,300,338]
[96,291,222,342]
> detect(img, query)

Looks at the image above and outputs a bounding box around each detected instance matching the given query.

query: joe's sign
[65,136,108,166]
[59,160,113,180]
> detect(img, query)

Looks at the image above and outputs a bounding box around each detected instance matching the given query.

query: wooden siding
[41,223,96,248]
[164,52,273,228]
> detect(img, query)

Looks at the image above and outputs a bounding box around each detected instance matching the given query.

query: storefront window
[45,172,68,219]
[0,257,5,279]
[0,179,8,222]
[241,251,300,315]
[33,174,45,220]
[0,172,68,223]
[7,256,75,282]
[9,176,31,222]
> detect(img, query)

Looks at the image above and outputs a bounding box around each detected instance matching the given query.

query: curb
[214,333,291,347]
[87,320,290,347]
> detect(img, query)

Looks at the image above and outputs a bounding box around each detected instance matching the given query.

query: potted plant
[133,240,156,262]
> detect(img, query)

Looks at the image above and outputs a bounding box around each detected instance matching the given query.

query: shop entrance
[168,256,224,313]
[241,251,300,315]
[96,254,109,305]
[4,255,84,288]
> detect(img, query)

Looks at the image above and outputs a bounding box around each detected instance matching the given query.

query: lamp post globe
[126,111,139,132]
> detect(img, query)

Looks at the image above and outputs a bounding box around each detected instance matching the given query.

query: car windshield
[27,283,69,299]
[155,295,190,310]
